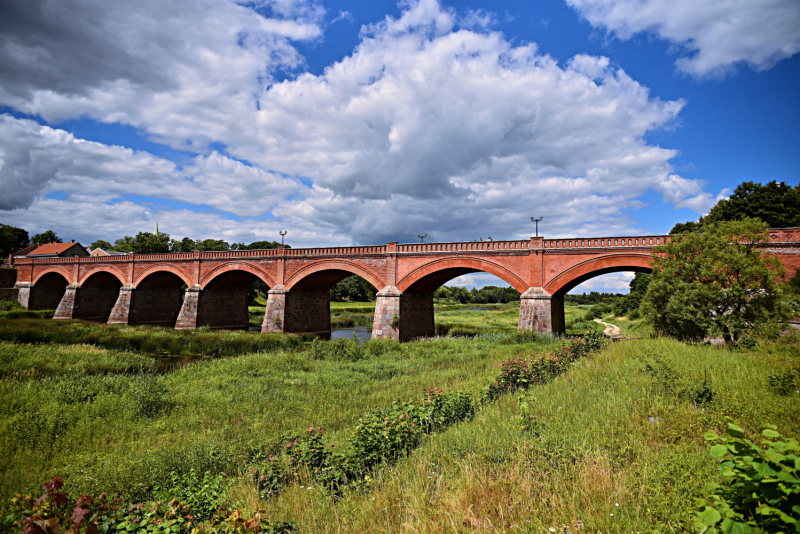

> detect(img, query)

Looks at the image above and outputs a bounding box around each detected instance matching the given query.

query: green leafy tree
[0,224,30,258]
[170,237,196,253]
[671,180,800,234]
[30,230,62,245]
[194,239,230,252]
[110,236,135,253]
[644,218,788,343]
[612,272,651,317]
[90,240,112,250]
[669,220,702,235]
[705,181,800,228]
[330,275,378,302]
[130,232,171,254]
[232,240,288,250]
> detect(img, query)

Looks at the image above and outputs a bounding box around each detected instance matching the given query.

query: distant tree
[170,237,196,253]
[107,232,172,254]
[670,180,800,234]
[194,239,230,252]
[110,236,135,253]
[0,224,30,258]
[232,240,288,250]
[330,275,377,302]
[612,272,651,317]
[669,221,702,235]
[90,240,112,250]
[30,230,62,245]
[705,181,800,228]
[644,218,789,343]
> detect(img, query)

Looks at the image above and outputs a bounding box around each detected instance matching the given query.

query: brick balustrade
[7,228,799,339]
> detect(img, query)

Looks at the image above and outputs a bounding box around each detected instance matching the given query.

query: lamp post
[530,216,543,236]
[418,233,427,243]
[279,230,287,246]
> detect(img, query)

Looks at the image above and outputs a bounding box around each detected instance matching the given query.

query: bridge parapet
[543,235,671,249]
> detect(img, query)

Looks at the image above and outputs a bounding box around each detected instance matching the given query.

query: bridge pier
[175,283,252,330]
[15,276,68,311]
[372,286,435,341]
[54,273,123,322]
[518,287,565,335]
[106,282,183,327]
[261,285,331,335]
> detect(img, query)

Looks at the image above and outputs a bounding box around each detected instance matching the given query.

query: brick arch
[132,264,193,288]
[285,260,385,291]
[78,265,127,287]
[544,253,653,297]
[199,262,276,289]
[32,266,73,285]
[397,256,529,294]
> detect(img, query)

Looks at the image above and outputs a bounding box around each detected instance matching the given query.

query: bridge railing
[396,240,530,252]
[11,234,678,265]
[544,235,671,249]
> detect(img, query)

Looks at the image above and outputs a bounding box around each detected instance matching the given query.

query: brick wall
[399,293,435,340]
[284,291,330,334]
[196,289,250,329]
[0,268,16,288]
[130,289,183,326]
[74,287,123,322]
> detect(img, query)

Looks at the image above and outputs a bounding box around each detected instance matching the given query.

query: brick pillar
[54,284,79,320]
[518,287,565,335]
[175,285,201,330]
[108,285,134,325]
[262,285,286,333]
[371,286,435,341]
[14,282,31,309]
[372,285,401,340]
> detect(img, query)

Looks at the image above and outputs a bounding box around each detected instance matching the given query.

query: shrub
[485,331,605,400]
[694,421,800,533]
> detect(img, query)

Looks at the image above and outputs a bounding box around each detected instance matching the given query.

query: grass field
[0,303,796,532]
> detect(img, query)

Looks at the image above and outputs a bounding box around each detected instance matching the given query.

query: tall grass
[0,333,559,504]
[0,319,307,357]
[233,337,799,532]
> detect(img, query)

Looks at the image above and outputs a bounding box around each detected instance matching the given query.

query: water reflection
[329,326,372,342]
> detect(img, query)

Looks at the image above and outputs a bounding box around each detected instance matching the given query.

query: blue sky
[0,0,798,293]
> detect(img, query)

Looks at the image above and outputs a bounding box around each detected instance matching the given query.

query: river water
[330,326,371,341]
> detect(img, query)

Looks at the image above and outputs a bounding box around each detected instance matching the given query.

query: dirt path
[594,318,622,339]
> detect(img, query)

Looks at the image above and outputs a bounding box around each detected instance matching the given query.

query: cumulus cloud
[0,0,722,257]
[567,0,800,77]
[0,0,322,145]
[0,115,302,216]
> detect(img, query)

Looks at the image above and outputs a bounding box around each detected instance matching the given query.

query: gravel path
[594,318,623,339]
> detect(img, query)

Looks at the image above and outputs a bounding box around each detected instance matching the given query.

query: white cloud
[567,0,800,77]
[0,0,722,254]
[0,0,322,144]
[0,115,303,217]
[570,272,635,294]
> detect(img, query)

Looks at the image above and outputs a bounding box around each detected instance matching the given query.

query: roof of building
[91,248,128,256]
[27,242,86,256]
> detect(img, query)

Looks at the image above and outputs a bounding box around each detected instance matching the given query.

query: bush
[694,421,800,533]
[485,330,606,400]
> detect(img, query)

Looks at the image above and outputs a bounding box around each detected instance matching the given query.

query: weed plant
[0,319,306,357]
[241,337,799,532]
[0,331,559,505]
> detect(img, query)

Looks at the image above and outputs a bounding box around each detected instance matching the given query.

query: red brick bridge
[11,229,800,339]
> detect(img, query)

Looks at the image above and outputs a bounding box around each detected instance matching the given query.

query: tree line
[0,226,289,260]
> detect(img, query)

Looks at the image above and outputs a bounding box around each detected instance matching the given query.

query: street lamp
[279,230,288,246]
[418,233,427,243]
[530,216,543,236]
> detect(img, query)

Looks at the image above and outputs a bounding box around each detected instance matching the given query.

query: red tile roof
[27,242,83,256]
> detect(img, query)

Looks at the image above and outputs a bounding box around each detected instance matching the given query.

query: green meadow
[0,303,796,532]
